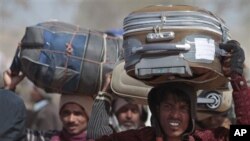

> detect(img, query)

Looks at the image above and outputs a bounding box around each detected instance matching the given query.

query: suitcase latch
[147,29,175,42]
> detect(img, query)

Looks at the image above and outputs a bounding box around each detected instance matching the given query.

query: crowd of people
[0,5,250,141]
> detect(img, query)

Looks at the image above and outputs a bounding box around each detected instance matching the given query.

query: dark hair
[154,86,191,107]
[148,82,196,138]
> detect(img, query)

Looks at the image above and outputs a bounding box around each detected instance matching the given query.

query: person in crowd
[110,97,147,132]
[0,88,26,141]
[88,28,149,139]
[2,70,93,141]
[87,40,250,141]
[49,94,92,141]
[26,85,62,130]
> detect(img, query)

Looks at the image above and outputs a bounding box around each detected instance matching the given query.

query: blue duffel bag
[10,21,123,95]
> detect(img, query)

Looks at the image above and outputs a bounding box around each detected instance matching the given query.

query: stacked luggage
[111,5,232,116]
[9,6,232,115]
[122,5,230,90]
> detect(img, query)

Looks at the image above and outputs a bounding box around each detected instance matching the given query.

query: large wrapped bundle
[122,5,230,90]
[10,21,122,95]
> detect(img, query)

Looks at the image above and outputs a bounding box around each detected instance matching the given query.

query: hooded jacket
[95,75,250,141]
[147,82,196,141]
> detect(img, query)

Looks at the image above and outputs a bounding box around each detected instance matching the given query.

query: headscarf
[112,97,142,116]
[59,94,93,118]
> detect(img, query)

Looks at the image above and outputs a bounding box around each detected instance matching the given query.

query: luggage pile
[111,5,231,105]
[122,5,230,90]
[10,5,231,106]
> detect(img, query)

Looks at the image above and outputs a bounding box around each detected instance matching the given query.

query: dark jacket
[0,89,26,141]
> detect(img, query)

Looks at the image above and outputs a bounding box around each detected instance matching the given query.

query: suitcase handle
[132,43,191,54]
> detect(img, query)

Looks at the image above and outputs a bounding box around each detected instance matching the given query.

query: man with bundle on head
[88,40,249,141]
[87,5,250,141]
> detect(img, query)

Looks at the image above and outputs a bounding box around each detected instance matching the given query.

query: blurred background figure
[105,28,150,131]
[26,85,62,130]
[110,97,148,132]
[0,89,26,141]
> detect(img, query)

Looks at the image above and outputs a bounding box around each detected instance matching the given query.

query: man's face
[158,95,190,140]
[117,104,141,131]
[60,103,88,135]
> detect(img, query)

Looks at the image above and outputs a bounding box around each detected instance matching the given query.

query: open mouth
[168,120,181,127]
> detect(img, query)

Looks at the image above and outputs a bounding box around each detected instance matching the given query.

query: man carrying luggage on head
[88,40,250,141]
